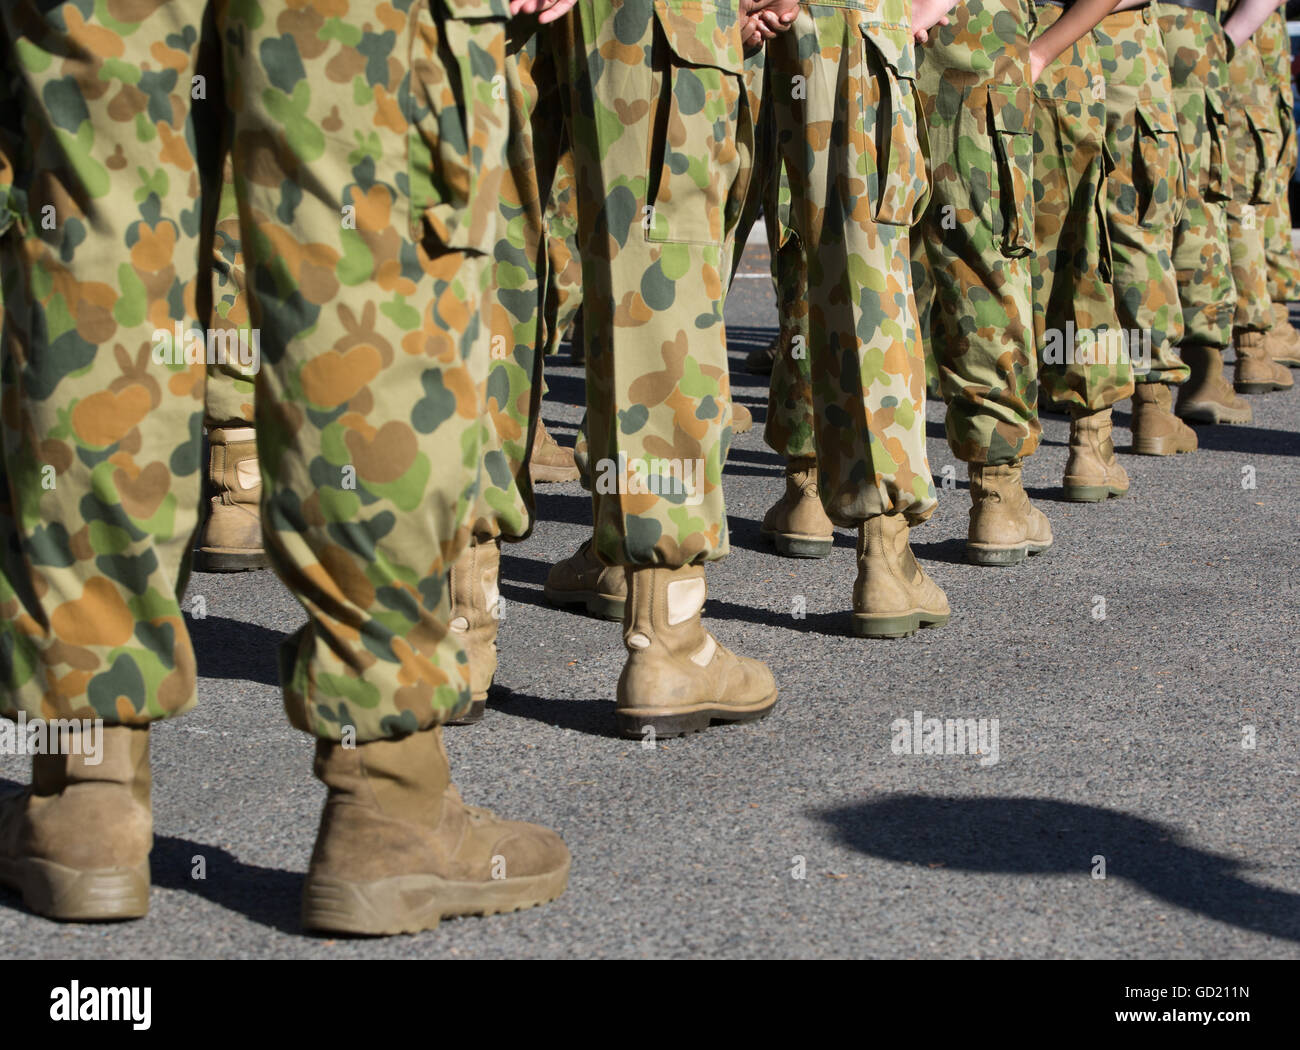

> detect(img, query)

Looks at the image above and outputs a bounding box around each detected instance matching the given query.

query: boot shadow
[817,794,1300,944]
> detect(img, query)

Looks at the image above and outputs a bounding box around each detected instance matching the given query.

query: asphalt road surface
[3,243,1298,959]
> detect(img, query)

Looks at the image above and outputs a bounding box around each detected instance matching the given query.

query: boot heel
[1130,434,1176,456]
[1234,380,1278,395]
[12,858,150,921]
[766,532,833,559]
[966,544,1027,566]
[584,594,626,621]
[1062,483,1123,502]
[851,611,948,639]
[302,873,442,936]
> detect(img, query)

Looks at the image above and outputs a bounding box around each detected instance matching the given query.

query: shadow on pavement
[817,793,1300,944]
[191,616,284,687]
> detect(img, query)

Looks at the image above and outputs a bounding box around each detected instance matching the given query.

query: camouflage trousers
[1218,0,1276,335]
[206,158,256,429]
[1094,6,1188,386]
[758,1,937,526]
[564,0,754,566]
[914,0,1040,465]
[0,0,514,739]
[1254,10,1300,306]
[1030,1,1130,413]
[1158,5,1235,354]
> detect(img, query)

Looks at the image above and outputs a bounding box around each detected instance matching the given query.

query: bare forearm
[1029,0,1122,80]
[1223,0,1287,47]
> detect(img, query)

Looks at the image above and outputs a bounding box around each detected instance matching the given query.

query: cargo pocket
[1243,103,1279,206]
[644,0,750,246]
[988,84,1034,258]
[1133,101,1182,230]
[857,24,929,227]
[408,3,510,253]
[1203,86,1230,202]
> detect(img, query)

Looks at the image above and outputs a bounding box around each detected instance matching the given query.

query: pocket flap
[988,83,1033,136]
[654,0,745,74]
[1136,100,1179,138]
[859,24,917,81]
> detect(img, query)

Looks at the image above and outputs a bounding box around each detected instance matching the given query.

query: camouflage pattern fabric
[206,156,256,428]
[1254,9,1300,305]
[1217,0,1276,335]
[0,0,513,741]
[559,0,754,566]
[1030,1,1130,414]
[914,0,1040,465]
[759,0,937,526]
[1158,4,1235,355]
[1094,6,1189,387]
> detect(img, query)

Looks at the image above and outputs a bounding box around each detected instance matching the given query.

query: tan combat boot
[1130,383,1198,455]
[1176,345,1253,425]
[760,456,835,558]
[446,535,500,725]
[745,333,779,375]
[1063,407,1130,502]
[852,513,949,638]
[529,418,580,484]
[1235,330,1293,394]
[543,538,626,621]
[732,401,754,434]
[301,727,570,935]
[0,725,151,920]
[196,426,269,572]
[1266,302,1300,367]
[615,565,777,738]
[967,462,1053,566]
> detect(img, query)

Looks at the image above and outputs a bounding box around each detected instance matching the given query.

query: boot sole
[444,698,486,727]
[1176,402,1252,425]
[301,861,570,936]
[0,856,149,921]
[529,466,581,484]
[1234,380,1288,395]
[542,583,626,622]
[194,548,271,572]
[1129,437,1197,456]
[851,610,949,639]
[965,541,1051,566]
[1061,483,1128,503]
[760,528,833,559]
[615,689,778,739]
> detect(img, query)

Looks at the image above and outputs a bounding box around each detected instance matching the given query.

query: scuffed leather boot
[1266,302,1300,367]
[301,727,569,935]
[745,333,779,375]
[1063,407,1130,502]
[543,538,626,621]
[1130,383,1198,455]
[529,419,580,484]
[760,456,834,558]
[732,401,754,434]
[615,565,777,738]
[967,462,1053,566]
[196,426,269,572]
[852,513,949,638]
[1176,345,1253,425]
[0,725,151,920]
[446,536,500,725]
[1235,330,1293,393]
